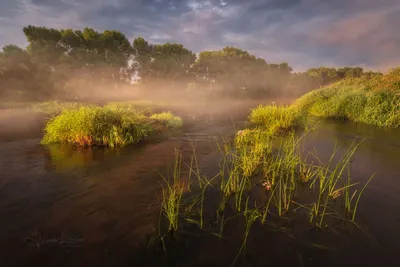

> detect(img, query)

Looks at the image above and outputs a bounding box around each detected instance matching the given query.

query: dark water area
[0,111,400,267]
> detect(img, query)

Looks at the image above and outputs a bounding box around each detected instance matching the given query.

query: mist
[0,25,384,142]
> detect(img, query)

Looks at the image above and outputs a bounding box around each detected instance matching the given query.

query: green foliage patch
[41,106,182,147]
[294,68,400,127]
[248,104,307,134]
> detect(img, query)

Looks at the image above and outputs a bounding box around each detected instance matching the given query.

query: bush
[41,106,182,147]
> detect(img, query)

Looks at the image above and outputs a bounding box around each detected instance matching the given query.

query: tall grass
[249,104,307,134]
[159,149,185,236]
[150,112,183,130]
[152,101,376,260]
[294,68,400,128]
[41,106,182,147]
[231,122,374,228]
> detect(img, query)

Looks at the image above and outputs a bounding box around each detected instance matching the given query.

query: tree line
[0,25,382,101]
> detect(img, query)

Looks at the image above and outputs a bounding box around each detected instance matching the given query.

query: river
[0,105,399,267]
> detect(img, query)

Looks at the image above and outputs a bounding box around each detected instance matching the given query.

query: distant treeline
[0,25,383,101]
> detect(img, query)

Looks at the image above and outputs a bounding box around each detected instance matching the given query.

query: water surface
[0,114,399,267]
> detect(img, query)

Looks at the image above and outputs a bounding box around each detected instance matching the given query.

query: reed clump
[150,112,183,130]
[249,104,307,134]
[41,106,182,147]
[153,102,375,265]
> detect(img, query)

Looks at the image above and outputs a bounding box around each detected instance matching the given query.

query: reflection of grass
[24,230,86,249]
[47,144,94,170]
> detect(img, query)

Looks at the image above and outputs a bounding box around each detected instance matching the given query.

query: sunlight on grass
[249,104,307,134]
[294,68,400,128]
[41,106,182,147]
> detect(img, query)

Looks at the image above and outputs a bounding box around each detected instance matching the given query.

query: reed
[159,149,184,236]
[232,198,261,267]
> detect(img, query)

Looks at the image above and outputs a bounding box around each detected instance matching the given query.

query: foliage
[248,104,307,134]
[193,47,293,96]
[41,106,182,147]
[133,38,196,83]
[150,112,183,130]
[0,25,390,101]
[295,68,400,127]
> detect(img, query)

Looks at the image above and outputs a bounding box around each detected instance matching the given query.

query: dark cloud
[1,0,400,71]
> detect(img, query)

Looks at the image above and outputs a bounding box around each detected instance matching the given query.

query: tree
[132,38,196,87]
[0,44,50,99]
[193,47,294,97]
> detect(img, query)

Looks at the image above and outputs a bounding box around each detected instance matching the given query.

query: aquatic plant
[249,104,307,134]
[184,137,218,230]
[307,140,363,227]
[232,198,261,266]
[343,167,375,222]
[150,111,183,130]
[41,106,182,147]
[160,149,185,236]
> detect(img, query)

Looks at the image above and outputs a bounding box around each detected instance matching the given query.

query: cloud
[1,0,400,71]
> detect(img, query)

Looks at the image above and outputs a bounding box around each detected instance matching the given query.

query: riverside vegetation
[155,104,376,266]
[295,68,400,128]
[41,104,182,147]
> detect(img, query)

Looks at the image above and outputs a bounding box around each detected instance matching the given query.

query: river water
[0,108,399,267]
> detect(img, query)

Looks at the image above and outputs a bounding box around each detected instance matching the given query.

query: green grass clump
[150,112,183,130]
[160,149,185,236]
[295,68,400,127]
[249,104,306,134]
[41,106,181,147]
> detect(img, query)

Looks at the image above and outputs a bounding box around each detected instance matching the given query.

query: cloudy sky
[1,0,399,71]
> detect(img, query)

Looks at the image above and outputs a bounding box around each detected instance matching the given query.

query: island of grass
[41,105,182,147]
[294,68,400,128]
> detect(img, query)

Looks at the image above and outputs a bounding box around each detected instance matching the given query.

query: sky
[0,0,399,71]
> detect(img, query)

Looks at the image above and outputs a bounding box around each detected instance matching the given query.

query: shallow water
[0,113,399,267]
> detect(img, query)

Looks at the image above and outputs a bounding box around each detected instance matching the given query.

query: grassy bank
[42,106,182,147]
[294,68,400,127]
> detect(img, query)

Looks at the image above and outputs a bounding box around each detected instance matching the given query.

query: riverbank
[294,68,400,128]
